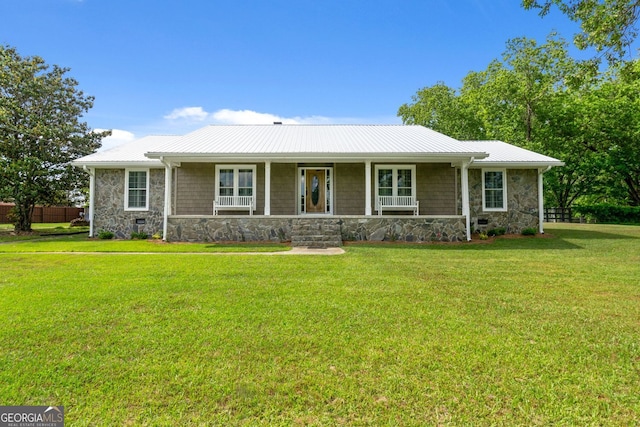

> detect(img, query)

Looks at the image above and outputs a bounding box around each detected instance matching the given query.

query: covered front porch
[160,159,476,244]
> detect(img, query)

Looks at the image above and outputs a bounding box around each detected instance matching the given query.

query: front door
[305,169,326,213]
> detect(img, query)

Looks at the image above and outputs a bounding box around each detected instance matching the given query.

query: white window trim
[214,165,257,209]
[482,168,507,212]
[124,168,150,211]
[374,165,417,210]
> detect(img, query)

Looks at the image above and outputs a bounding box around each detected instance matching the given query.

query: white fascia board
[145,152,489,163]
[470,161,564,168]
[71,161,164,168]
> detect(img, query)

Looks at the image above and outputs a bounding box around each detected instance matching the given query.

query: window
[482,169,507,211]
[374,165,416,207]
[125,169,149,211]
[215,165,257,206]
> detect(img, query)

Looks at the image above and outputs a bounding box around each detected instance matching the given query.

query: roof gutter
[470,161,564,168]
[144,151,490,163]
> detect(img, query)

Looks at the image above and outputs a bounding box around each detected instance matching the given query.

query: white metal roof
[463,140,564,167]
[72,126,563,168]
[72,135,177,167]
[144,125,488,160]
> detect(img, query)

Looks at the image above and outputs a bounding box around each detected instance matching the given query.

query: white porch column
[365,160,372,215]
[162,159,172,241]
[264,161,271,216]
[538,167,550,234]
[461,161,472,241]
[86,166,95,238]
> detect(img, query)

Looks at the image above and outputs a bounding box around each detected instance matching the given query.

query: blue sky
[3,0,586,150]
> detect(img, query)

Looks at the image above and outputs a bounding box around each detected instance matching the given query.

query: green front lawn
[0,224,289,252]
[0,223,89,242]
[0,223,638,425]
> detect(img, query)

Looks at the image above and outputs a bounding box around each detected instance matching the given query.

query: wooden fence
[0,204,84,224]
[544,207,583,223]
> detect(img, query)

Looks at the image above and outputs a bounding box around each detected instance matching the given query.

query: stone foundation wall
[93,169,165,238]
[340,216,466,242]
[166,215,466,243]
[168,216,293,242]
[468,169,539,233]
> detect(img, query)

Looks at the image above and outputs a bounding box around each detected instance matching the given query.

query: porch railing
[213,196,254,215]
[377,196,419,216]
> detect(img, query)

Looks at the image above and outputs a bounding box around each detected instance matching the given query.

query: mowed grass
[0,223,89,242]
[0,223,639,425]
[0,224,289,252]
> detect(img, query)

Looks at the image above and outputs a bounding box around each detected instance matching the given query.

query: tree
[398,35,607,209]
[522,0,640,62]
[0,45,110,231]
[583,60,640,204]
[534,89,609,208]
[397,82,485,140]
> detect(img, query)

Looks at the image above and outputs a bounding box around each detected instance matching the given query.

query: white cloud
[163,106,209,121]
[95,128,135,152]
[214,109,343,125]
[211,109,298,124]
[162,106,337,125]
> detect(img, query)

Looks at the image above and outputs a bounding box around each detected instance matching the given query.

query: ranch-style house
[72,124,563,246]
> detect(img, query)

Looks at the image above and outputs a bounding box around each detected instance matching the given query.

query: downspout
[160,157,172,241]
[83,166,95,238]
[461,157,475,241]
[538,166,552,234]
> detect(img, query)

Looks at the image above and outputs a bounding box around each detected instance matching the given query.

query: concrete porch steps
[291,218,343,248]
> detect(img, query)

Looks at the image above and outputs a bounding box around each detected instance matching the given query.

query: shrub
[130,231,149,240]
[478,231,489,240]
[521,227,537,236]
[70,217,90,227]
[573,204,640,224]
[151,232,162,240]
[97,230,114,240]
[487,227,506,237]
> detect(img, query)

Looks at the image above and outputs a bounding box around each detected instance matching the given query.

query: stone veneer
[93,166,539,241]
[166,215,467,243]
[93,169,165,238]
[468,169,539,233]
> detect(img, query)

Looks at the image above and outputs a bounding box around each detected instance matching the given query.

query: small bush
[487,227,506,237]
[521,227,537,236]
[97,230,114,240]
[70,218,90,227]
[131,231,149,240]
[151,232,162,240]
[478,232,489,240]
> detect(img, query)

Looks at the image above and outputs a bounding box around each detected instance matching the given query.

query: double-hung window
[374,165,416,208]
[125,169,149,211]
[215,165,257,208]
[482,169,507,211]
